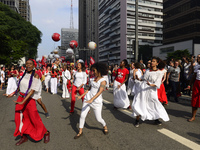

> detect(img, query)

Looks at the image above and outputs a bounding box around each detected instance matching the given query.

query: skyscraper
[0,0,20,13]
[99,0,163,64]
[19,0,32,22]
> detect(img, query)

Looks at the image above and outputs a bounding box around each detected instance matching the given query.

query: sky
[29,0,79,58]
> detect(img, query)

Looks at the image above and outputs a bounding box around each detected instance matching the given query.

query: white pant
[45,77,50,89]
[79,102,106,128]
[50,78,57,94]
[62,83,70,98]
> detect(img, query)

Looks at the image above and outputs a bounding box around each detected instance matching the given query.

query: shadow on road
[187,132,200,144]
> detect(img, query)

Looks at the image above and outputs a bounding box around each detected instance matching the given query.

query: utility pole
[70,0,74,29]
[134,0,139,62]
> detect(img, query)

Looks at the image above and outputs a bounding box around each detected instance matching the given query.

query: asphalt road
[0,87,199,150]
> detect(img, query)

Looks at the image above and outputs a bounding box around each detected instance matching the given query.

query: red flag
[90,56,95,65]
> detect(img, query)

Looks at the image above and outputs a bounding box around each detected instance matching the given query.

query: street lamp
[135,0,139,62]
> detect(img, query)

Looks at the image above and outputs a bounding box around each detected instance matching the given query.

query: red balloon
[52,33,60,42]
[69,40,78,49]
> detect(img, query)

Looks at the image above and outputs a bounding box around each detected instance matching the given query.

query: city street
[0,87,199,150]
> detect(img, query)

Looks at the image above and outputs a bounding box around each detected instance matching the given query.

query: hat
[77,59,84,63]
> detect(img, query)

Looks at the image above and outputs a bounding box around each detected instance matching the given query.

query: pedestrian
[4,65,18,96]
[62,64,71,98]
[127,62,135,95]
[186,54,200,122]
[132,57,170,127]
[10,59,50,146]
[70,61,87,115]
[112,59,130,109]
[166,60,181,102]
[44,65,51,93]
[0,67,5,90]
[74,62,108,139]
[50,66,58,94]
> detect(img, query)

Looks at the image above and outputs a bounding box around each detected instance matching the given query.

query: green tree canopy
[166,49,190,61]
[0,2,42,65]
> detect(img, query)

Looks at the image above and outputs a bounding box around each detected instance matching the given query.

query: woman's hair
[134,62,141,69]
[15,60,35,97]
[79,62,85,71]
[122,59,128,68]
[157,59,166,69]
[90,62,108,76]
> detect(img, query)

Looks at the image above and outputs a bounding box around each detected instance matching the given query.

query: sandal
[74,132,83,139]
[103,127,109,135]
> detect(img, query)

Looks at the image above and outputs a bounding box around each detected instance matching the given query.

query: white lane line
[103,99,200,149]
[158,128,200,150]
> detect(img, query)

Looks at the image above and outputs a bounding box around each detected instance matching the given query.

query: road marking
[158,128,200,150]
[103,99,200,149]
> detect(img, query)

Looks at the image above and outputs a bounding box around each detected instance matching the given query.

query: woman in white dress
[127,62,135,95]
[44,66,51,93]
[74,62,108,139]
[132,62,143,96]
[5,65,18,96]
[132,57,170,127]
[50,67,57,94]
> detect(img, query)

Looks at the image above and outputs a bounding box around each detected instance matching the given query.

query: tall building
[79,0,99,63]
[59,28,78,57]
[153,0,200,59]
[163,0,200,44]
[19,0,32,22]
[0,0,20,13]
[99,0,163,64]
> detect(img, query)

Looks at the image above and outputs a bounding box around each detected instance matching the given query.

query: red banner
[90,56,95,65]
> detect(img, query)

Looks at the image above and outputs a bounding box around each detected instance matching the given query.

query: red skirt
[157,83,168,104]
[192,80,200,108]
[14,93,47,141]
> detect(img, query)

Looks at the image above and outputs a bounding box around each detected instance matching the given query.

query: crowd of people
[0,54,199,146]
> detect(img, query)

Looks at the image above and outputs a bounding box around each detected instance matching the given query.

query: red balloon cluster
[69,40,78,49]
[52,33,60,42]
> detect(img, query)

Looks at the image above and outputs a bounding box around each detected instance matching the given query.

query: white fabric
[132,69,143,95]
[73,71,87,87]
[33,80,42,100]
[1,71,5,83]
[103,75,109,88]
[44,71,51,89]
[6,77,17,95]
[113,80,130,108]
[19,73,40,99]
[132,70,170,121]
[127,69,135,95]
[62,83,70,98]
[50,77,57,94]
[79,78,107,128]
[62,70,71,84]
[194,64,200,80]
[183,62,191,79]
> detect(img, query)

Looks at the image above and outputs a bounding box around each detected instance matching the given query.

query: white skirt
[132,81,170,121]
[6,77,17,95]
[127,77,134,95]
[45,77,50,89]
[113,80,130,108]
[50,78,57,94]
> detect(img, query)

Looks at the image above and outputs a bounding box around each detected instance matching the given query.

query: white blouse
[62,70,71,84]
[73,71,87,87]
[194,64,200,80]
[20,73,40,100]
[44,71,51,79]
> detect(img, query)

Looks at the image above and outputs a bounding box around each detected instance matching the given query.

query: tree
[166,49,190,61]
[0,3,42,65]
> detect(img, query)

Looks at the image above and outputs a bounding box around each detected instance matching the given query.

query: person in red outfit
[8,59,50,146]
[186,54,200,122]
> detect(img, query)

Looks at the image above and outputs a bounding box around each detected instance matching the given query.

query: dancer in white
[127,62,135,95]
[62,65,71,98]
[132,62,143,96]
[132,57,170,127]
[50,67,57,94]
[5,65,18,96]
[74,62,108,139]
[44,66,51,93]
[113,59,130,109]
[0,67,5,90]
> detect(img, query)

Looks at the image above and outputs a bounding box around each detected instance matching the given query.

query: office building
[19,0,32,22]
[99,0,163,64]
[79,0,99,63]
[59,28,78,57]
[0,0,20,13]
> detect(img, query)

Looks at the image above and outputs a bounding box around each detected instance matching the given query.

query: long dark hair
[90,62,108,76]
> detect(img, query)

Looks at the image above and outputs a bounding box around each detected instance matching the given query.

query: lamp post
[134,0,139,62]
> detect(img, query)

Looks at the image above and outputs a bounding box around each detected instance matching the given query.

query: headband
[29,59,37,68]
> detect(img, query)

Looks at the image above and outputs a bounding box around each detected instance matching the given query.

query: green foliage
[0,3,42,65]
[166,49,190,61]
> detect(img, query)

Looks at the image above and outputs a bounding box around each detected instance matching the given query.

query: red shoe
[44,131,50,143]
[15,135,28,146]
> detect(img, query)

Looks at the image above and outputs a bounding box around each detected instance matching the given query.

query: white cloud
[29,0,79,58]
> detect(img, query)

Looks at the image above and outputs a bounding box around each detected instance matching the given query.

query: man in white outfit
[62,65,71,98]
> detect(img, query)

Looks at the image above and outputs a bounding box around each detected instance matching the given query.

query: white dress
[127,69,135,95]
[79,78,107,128]
[132,70,170,121]
[62,70,71,98]
[132,69,142,96]
[44,71,51,89]
[6,75,17,96]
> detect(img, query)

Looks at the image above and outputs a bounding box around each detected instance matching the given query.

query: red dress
[157,83,168,104]
[191,80,200,108]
